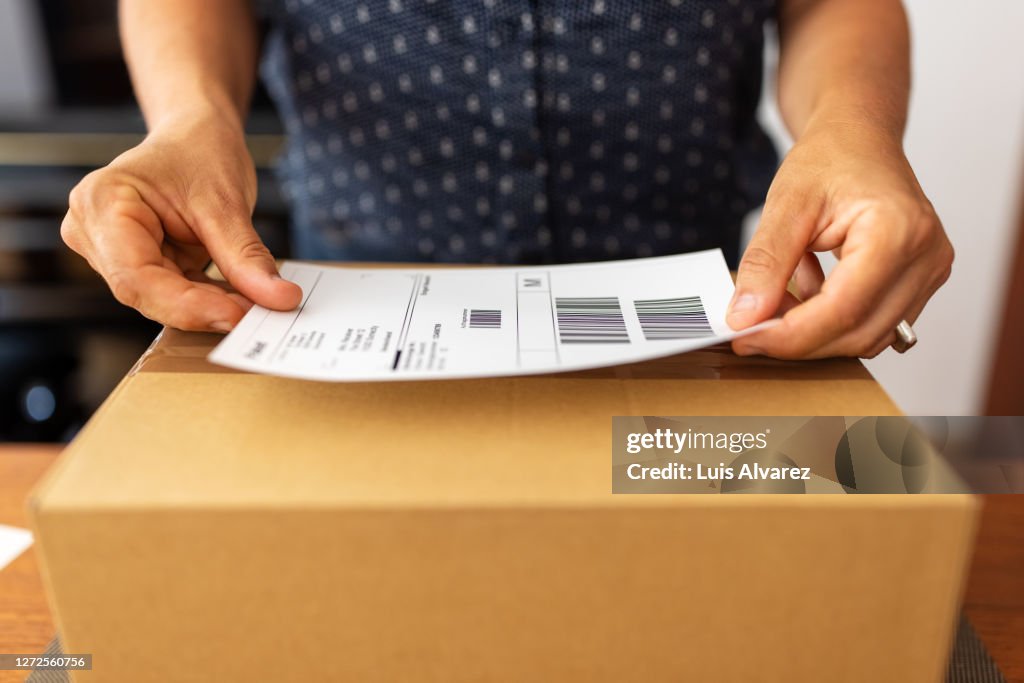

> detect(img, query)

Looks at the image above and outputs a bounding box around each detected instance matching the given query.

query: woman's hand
[726,122,953,359]
[61,109,302,332]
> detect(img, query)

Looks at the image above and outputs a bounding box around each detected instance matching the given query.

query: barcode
[555,297,630,344]
[469,309,501,329]
[634,296,713,340]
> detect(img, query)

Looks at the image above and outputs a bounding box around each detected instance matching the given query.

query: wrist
[797,89,906,152]
[144,83,248,139]
[799,112,905,161]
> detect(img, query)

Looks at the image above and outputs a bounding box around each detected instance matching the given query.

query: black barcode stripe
[470,309,501,329]
[634,296,713,340]
[555,297,630,344]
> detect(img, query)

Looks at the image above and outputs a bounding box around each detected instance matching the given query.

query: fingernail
[727,293,760,328]
[730,293,758,314]
[211,321,234,333]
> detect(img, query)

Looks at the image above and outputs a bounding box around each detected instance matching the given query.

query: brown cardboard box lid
[31,319,911,510]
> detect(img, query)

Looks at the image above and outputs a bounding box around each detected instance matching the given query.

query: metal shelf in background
[0,284,128,323]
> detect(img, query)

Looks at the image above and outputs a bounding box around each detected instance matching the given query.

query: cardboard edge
[27,380,131,510]
[25,343,162,643]
[25,503,77,682]
[31,492,980,513]
[926,493,984,682]
[856,363,904,417]
[27,327,166,511]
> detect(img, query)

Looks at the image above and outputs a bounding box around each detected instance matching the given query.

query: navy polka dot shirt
[257,0,779,266]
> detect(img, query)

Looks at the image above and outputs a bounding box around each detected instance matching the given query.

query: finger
[775,290,803,317]
[861,237,951,358]
[809,269,927,358]
[159,257,256,314]
[732,241,906,358]
[182,269,256,312]
[109,263,249,332]
[728,189,820,329]
[190,198,302,311]
[811,235,949,359]
[60,210,87,254]
[862,299,928,359]
[832,264,940,359]
[728,291,799,355]
[60,210,101,273]
[82,194,248,331]
[183,268,239,289]
[792,252,825,301]
[161,237,213,275]
[227,292,256,312]
[162,259,257,318]
[860,297,926,359]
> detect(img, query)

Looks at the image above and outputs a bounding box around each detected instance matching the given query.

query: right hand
[61,110,303,332]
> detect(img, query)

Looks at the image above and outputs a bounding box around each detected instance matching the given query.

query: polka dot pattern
[258,0,778,266]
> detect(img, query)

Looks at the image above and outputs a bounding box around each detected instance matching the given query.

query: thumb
[193,200,303,311]
[727,194,816,330]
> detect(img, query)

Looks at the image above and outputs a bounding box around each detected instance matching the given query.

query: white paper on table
[209,249,775,382]
[0,524,32,571]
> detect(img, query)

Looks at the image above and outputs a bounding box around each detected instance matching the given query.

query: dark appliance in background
[0,0,289,441]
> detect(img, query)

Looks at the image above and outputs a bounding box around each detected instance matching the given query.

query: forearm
[777,0,910,145]
[119,0,259,133]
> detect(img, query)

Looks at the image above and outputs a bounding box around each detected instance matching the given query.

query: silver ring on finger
[891,319,917,354]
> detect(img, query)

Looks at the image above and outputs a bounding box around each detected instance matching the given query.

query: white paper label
[209,249,771,381]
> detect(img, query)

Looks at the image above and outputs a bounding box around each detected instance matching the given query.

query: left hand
[726,123,953,359]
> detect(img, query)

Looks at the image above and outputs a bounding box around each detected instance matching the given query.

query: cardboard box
[30,296,978,682]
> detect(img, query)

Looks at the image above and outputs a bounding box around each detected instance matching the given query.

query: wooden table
[2,445,1022,682]
[0,447,59,683]
[963,493,1024,683]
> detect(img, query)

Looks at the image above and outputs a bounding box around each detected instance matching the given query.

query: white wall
[753,0,1024,415]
